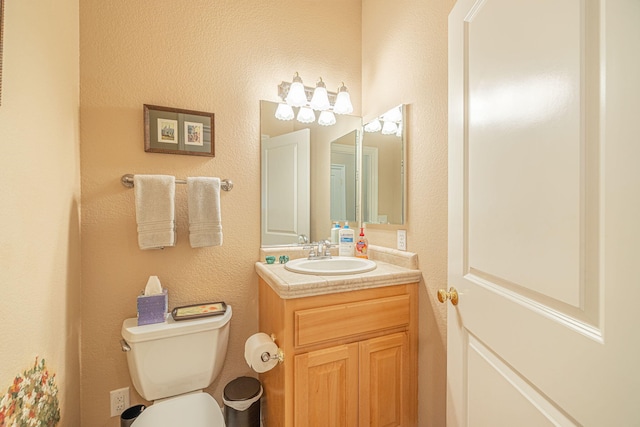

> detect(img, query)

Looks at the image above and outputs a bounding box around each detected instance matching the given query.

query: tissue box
[137,289,168,326]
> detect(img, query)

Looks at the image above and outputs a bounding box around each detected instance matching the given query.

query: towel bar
[121,174,233,192]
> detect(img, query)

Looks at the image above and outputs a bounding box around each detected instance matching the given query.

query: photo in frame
[0,0,5,106]
[144,104,214,156]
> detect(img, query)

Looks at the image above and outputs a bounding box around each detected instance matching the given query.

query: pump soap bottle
[331,222,341,244]
[338,222,355,257]
[355,225,369,259]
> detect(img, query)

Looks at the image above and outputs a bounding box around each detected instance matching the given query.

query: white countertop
[256,245,422,299]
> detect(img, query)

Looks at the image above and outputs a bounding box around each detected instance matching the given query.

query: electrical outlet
[397,229,407,251]
[110,387,130,417]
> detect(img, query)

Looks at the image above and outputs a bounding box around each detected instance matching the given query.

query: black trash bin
[120,404,146,427]
[223,376,262,427]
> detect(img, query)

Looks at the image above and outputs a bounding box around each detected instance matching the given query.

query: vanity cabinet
[258,278,418,427]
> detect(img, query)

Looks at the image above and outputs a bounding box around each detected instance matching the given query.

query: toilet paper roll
[244,333,279,373]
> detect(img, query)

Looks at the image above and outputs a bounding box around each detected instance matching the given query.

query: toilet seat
[132,392,224,427]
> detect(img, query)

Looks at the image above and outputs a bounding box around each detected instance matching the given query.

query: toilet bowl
[121,306,232,427]
[131,392,224,427]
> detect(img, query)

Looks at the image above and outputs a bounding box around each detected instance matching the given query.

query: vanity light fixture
[333,82,354,115]
[276,73,354,125]
[296,106,316,124]
[381,120,398,135]
[318,111,337,126]
[274,103,295,121]
[310,78,331,111]
[364,118,382,133]
[284,72,307,107]
[365,105,403,135]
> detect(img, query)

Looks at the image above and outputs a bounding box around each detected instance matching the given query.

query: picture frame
[144,104,214,157]
[0,0,5,106]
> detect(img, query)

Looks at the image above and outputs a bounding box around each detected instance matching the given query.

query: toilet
[120,306,232,426]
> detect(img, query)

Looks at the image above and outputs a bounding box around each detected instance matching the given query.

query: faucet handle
[321,239,333,256]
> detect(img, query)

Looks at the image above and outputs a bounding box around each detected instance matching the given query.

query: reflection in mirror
[260,100,362,246]
[330,131,357,223]
[362,105,405,225]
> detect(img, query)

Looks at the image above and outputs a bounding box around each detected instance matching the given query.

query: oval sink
[285,257,377,276]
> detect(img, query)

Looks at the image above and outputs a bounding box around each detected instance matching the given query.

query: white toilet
[120,306,232,426]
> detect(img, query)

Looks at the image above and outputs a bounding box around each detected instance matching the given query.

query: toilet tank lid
[122,305,232,343]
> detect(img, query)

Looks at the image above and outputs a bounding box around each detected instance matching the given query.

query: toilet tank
[121,306,232,401]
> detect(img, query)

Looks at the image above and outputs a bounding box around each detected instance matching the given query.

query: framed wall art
[144,104,215,157]
[1,0,5,106]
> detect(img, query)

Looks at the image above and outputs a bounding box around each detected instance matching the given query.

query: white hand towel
[134,175,176,249]
[187,177,223,248]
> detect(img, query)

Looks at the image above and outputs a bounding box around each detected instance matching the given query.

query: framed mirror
[260,100,361,246]
[260,101,406,247]
[361,105,405,226]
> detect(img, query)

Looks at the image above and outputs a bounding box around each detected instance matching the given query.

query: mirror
[261,100,361,246]
[260,101,406,247]
[361,105,405,225]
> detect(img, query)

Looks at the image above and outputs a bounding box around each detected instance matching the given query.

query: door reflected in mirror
[330,131,357,224]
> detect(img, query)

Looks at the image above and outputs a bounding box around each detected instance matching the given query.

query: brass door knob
[437,287,459,306]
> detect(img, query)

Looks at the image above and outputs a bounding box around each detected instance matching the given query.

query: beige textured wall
[79,1,361,425]
[0,0,81,425]
[362,0,456,425]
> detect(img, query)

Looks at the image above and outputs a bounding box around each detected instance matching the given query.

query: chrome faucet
[305,240,333,259]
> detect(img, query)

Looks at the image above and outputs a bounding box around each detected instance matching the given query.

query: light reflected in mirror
[261,100,362,246]
[362,105,405,226]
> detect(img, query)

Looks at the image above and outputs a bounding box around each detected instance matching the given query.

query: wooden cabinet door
[359,333,409,427]
[294,343,359,427]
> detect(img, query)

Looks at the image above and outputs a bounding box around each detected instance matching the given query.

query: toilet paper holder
[261,334,285,364]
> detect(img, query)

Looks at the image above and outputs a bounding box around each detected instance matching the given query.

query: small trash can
[120,404,146,427]
[223,376,262,427]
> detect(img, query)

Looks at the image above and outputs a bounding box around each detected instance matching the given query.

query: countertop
[256,245,422,299]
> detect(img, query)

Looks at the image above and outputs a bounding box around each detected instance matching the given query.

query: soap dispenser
[355,225,369,259]
[338,222,355,256]
[331,222,341,244]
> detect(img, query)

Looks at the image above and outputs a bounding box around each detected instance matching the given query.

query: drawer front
[295,294,410,347]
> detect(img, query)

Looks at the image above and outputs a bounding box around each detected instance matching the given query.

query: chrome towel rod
[121,174,233,192]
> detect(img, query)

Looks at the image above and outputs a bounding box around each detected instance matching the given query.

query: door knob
[437,287,459,306]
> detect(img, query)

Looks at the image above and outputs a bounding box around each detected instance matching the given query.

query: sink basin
[284,257,377,275]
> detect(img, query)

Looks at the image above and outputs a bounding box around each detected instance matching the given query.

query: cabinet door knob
[437,287,459,306]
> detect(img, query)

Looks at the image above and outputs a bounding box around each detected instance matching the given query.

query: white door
[261,129,310,245]
[330,164,347,221]
[447,1,640,425]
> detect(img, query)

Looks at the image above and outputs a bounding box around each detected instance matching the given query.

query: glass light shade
[274,103,294,121]
[310,86,330,111]
[396,124,403,137]
[381,121,398,135]
[333,83,353,114]
[382,106,403,123]
[285,73,307,107]
[318,111,336,126]
[364,119,382,132]
[296,107,316,124]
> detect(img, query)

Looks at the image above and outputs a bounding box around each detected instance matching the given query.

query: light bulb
[333,83,353,115]
[382,121,398,135]
[382,105,403,123]
[318,111,336,126]
[274,103,294,121]
[285,72,307,107]
[310,78,331,111]
[364,119,382,132]
[297,107,316,123]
